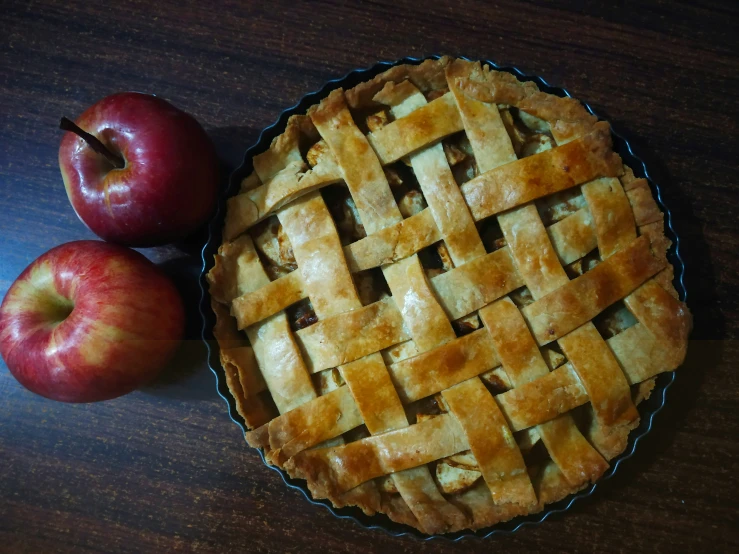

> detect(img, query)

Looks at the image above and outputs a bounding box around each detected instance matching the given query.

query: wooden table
[2,1,737,552]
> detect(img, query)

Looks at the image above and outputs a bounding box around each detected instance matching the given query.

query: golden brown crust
[287,414,469,497]
[211,299,275,428]
[582,177,637,258]
[253,386,362,464]
[231,271,305,330]
[295,297,409,373]
[625,178,663,226]
[367,92,464,165]
[343,208,441,272]
[442,378,537,507]
[499,204,569,298]
[377,81,486,266]
[388,329,499,404]
[559,324,638,428]
[345,56,452,110]
[461,122,624,221]
[523,236,666,344]
[429,247,524,319]
[547,208,598,265]
[208,57,691,534]
[383,256,454,351]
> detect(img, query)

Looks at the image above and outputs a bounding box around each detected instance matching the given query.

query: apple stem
[59,117,125,169]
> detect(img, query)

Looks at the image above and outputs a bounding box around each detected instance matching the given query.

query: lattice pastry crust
[207,57,691,534]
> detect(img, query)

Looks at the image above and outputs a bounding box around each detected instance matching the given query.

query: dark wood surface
[1,1,738,552]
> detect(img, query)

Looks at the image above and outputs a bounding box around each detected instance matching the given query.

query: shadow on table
[208,125,261,177]
[139,255,213,401]
[139,125,260,401]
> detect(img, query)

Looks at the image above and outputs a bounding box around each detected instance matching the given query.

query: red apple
[59,92,218,247]
[0,241,184,402]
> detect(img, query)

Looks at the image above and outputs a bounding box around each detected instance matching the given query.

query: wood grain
[1,0,738,552]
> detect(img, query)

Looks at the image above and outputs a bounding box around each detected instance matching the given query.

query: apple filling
[250,217,297,281]
[500,107,554,159]
[248,217,318,331]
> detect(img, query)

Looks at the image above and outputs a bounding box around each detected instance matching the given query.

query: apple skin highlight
[59,92,219,247]
[0,241,185,402]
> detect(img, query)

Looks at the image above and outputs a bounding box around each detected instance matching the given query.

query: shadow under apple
[138,125,260,402]
[139,255,213,401]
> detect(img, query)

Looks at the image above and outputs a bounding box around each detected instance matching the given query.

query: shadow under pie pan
[199,55,688,540]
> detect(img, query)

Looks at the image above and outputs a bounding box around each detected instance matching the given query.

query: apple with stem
[0,240,185,402]
[59,92,218,247]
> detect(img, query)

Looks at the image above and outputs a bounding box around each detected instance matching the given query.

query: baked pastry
[207,57,691,534]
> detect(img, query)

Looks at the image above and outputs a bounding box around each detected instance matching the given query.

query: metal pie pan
[198,55,688,540]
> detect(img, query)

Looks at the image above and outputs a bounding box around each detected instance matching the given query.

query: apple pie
[207,57,691,534]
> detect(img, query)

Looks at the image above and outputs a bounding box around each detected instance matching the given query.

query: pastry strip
[376,81,485,265]
[479,298,608,486]
[442,378,537,507]
[461,122,622,221]
[494,364,588,431]
[366,92,463,165]
[295,297,410,373]
[287,413,470,498]
[523,235,666,344]
[558,325,638,427]
[231,270,305,330]
[250,386,362,461]
[309,90,465,532]
[429,247,524,320]
[310,89,402,235]
[277,193,359,317]
[457,75,609,490]
[246,313,317,414]
[498,204,569,298]
[388,329,499,404]
[546,207,597,265]
[344,208,441,272]
[581,177,637,259]
[383,255,455,351]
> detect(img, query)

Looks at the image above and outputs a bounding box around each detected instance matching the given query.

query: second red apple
[0,240,185,402]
